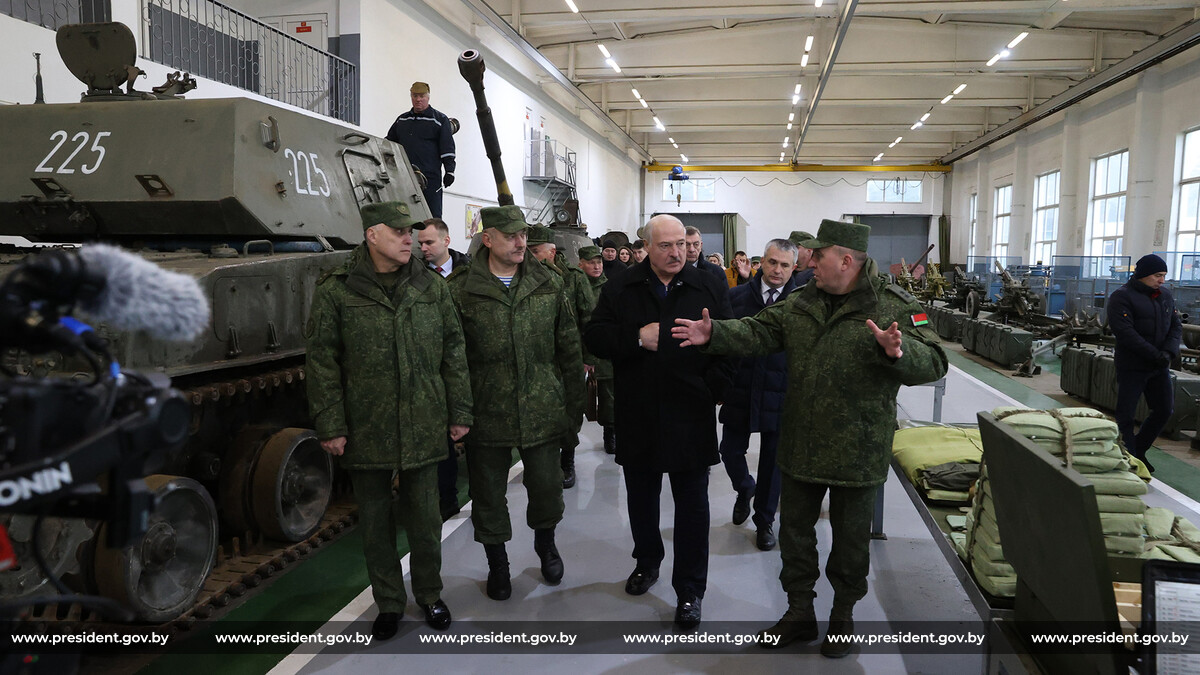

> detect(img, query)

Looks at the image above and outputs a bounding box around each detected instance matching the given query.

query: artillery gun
[918,263,952,303]
[946,265,992,319]
[0,22,429,622]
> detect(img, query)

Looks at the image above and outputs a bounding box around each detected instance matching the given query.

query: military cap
[750,256,762,263]
[527,225,555,245]
[361,201,419,231]
[601,239,619,251]
[800,219,870,253]
[410,81,430,94]
[480,205,528,233]
[789,230,816,246]
[578,245,602,261]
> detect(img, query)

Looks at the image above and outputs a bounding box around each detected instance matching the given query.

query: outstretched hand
[867,319,903,359]
[672,308,713,347]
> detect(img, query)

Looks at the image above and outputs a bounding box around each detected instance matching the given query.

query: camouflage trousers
[466,441,564,544]
[597,377,615,427]
[778,474,876,607]
[347,466,443,613]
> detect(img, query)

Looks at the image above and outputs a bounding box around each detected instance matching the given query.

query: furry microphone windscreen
[77,244,210,342]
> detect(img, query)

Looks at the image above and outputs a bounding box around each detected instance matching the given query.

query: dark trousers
[778,474,876,607]
[623,467,710,600]
[1115,367,1174,458]
[719,426,782,529]
[466,441,563,544]
[422,179,443,218]
[437,435,459,510]
[347,466,442,613]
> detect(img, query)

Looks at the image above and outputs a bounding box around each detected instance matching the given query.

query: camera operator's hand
[321,436,347,456]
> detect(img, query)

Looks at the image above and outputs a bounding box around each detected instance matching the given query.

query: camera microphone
[76,244,210,342]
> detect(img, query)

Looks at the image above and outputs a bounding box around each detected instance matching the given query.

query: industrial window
[967,193,978,259]
[867,179,922,203]
[992,185,1012,260]
[1088,150,1129,258]
[1031,171,1060,265]
[662,178,716,202]
[1176,128,1200,252]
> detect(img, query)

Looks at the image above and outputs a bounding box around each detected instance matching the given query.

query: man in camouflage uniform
[306,201,473,639]
[673,219,947,657]
[528,225,594,489]
[449,206,585,601]
[578,246,615,452]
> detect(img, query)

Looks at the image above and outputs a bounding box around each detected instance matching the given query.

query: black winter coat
[718,274,800,433]
[694,257,728,284]
[584,261,734,472]
[1108,279,1182,372]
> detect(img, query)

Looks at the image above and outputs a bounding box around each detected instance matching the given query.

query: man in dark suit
[720,239,802,552]
[584,214,733,630]
[685,225,729,284]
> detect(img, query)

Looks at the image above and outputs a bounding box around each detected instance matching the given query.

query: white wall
[644,170,947,260]
[947,47,1200,265]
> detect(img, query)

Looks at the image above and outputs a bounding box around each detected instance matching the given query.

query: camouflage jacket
[582,272,612,379]
[544,253,596,347]
[449,247,585,447]
[706,258,947,487]
[305,245,473,470]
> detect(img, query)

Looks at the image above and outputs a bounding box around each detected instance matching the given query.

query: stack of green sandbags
[993,407,1148,555]
[957,461,1015,597]
[1143,507,1200,563]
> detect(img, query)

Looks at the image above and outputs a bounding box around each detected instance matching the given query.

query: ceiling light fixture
[788,112,795,122]
[787,122,793,130]
[639,98,648,108]
[874,153,883,162]
[801,54,810,68]
[565,0,579,12]
[597,44,610,58]
[780,152,785,161]
[920,112,930,122]
[630,87,640,98]
[653,116,665,131]
[941,94,953,104]
[606,58,621,73]
[792,94,800,104]
[986,53,1002,67]
[668,137,675,143]
[1007,32,1029,49]
[782,136,790,148]
[889,142,896,148]
[805,35,814,52]
[680,154,688,163]
[672,142,679,148]
[954,83,967,94]
[815,0,823,7]
[794,84,802,95]
[911,121,923,130]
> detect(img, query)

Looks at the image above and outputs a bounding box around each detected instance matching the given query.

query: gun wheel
[251,428,333,542]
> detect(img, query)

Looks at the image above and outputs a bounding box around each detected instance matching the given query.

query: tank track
[12,365,360,631]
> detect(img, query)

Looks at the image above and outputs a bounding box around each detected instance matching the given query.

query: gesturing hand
[639,323,660,351]
[867,319,903,359]
[672,308,713,347]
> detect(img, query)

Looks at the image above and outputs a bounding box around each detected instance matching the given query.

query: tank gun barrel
[457,49,514,206]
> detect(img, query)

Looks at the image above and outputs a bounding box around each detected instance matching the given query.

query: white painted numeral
[81,132,111,174]
[35,129,111,174]
[35,130,69,173]
[283,147,331,197]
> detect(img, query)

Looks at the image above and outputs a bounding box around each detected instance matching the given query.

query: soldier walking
[578,246,615,454]
[449,206,585,600]
[306,202,472,639]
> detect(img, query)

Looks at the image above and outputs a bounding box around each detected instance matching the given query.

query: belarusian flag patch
[910,313,929,327]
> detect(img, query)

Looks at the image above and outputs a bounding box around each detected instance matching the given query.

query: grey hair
[764,238,798,260]
[684,225,702,237]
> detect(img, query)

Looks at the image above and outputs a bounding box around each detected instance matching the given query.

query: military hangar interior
[4,0,1200,673]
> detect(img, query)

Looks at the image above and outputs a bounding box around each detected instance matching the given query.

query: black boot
[820,604,855,658]
[483,543,511,600]
[561,448,576,489]
[603,426,616,454]
[534,527,564,584]
[759,598,817,648]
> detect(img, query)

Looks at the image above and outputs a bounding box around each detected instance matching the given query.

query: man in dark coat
[720,239,802,552]
[579,246,617,454]
[583,214,734,630]
[387,82,456,217]
[673,219,947,656]
[1108,253,1182,473]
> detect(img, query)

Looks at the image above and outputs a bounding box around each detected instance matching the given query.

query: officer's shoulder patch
[886,283,917,304]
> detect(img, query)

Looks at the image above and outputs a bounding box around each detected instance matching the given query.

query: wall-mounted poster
[466,204,484,239]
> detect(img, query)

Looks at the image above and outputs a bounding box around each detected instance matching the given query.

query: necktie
[436,266,445,274]
[766,288,778,305]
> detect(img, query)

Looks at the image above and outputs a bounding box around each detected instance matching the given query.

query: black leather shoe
[421,599,452,630]
[440,500,461,521]
[484,543,511,601]
[674,597,702,630]
[372,612,400,640]
[624,568,659,595]
[758,607,818,648]
[756,525,777,551]
[821,616,855,658]
[603,426,616,454]
[562,465,576,489]
[732,486,753,525]
[534,528,564,584]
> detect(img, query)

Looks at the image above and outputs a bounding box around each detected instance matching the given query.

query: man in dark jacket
[685,225,729,284]
[673,219,947,656]
[306,201,472,639]
[583,214,734,630]
[579,246,617,454]
[720,239,801,552]
[449,206,585,601]
[387,82,455,217]
[1109,253,1182,473]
